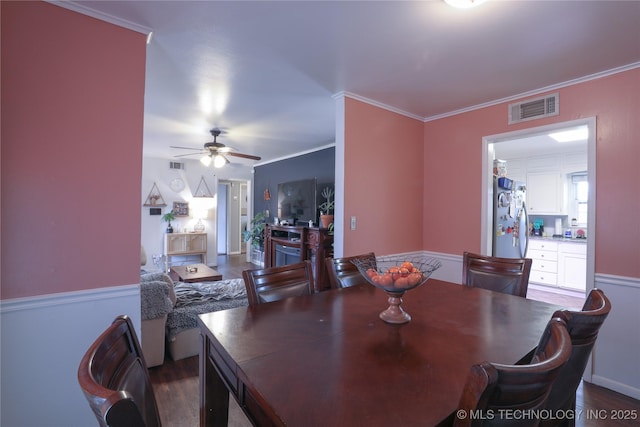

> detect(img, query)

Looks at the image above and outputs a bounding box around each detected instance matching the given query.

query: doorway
[217,183,228,254]
[217,180,249,256]
[482,118,596,302]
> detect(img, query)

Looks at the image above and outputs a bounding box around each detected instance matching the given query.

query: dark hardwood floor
[150,254,640,426]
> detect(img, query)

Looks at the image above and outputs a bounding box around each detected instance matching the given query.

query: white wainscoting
[0,284,141,427]
[591,273,640,399]
[421,250,464,284]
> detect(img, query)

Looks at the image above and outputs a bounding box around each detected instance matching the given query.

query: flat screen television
[277,178,317,225]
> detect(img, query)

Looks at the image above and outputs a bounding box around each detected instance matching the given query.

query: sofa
[140,272,175,367]
[140,268,249,365]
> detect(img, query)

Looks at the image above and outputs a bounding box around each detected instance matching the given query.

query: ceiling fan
[171,129,261,168]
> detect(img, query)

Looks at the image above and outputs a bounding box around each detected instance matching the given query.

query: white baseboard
[591,375,640,400]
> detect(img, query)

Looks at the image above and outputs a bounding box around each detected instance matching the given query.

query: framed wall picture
[173,201,189,217]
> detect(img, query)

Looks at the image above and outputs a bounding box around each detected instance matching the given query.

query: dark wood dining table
[197,279,563,427]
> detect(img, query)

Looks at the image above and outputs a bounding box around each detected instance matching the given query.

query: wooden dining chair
[242,260,314,306]
[462,251,532,298]
[78,315,162,427]
[451,317,572,427]
[325,252,376,289]
[532,288,611,427]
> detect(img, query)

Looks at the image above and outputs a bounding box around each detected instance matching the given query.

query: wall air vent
[508,93,559,124]
[169,161,184,170]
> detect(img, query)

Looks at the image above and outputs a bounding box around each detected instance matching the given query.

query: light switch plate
[350,216,357,230]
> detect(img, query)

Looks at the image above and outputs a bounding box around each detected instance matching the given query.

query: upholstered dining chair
[78,315,162,427]
[528,288,610,427]
[325,252,376,289]
[451,317,572,427]
[462,251,532,298]
[242,260,314,306]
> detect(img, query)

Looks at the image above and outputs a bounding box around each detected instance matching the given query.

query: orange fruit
[407,272,423,286]
[378,273,393,287]
[387,266,401,281]
[400,261,414,271]
[394,277,410,288]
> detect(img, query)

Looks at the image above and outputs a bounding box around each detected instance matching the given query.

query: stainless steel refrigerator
[492,176,529,259]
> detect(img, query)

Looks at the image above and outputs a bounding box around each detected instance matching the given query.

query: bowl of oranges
[353,255,442,324]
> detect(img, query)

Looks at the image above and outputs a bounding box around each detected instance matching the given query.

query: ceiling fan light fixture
[213,154,228,168]
[200,155,212,166]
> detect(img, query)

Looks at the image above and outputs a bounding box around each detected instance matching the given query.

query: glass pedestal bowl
[353,255,442,324]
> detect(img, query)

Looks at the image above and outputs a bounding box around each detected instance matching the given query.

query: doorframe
[217,182,229,255]
[481,117,597,297]
[217,179,252,256]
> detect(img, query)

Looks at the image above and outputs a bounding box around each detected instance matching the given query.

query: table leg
[200,334,230,427]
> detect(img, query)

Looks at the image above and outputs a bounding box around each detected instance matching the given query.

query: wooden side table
[164,232,207,271]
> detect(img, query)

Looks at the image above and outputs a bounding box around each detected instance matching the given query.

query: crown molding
[334,62,640,124]
[253,143,336,167]
[46,1,152,35]
[333,91,424,122]
[424,62,640,122]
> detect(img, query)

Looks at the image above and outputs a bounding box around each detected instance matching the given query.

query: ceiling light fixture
[444,0,487,9]
[549,127,589,143]
[213,154,228,168]
[200,155,212,167]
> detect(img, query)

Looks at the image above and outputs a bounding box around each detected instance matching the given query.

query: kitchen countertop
[530,236,587,244]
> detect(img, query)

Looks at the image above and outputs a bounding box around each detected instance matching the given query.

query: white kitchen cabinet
[527,172,564,214]
[528,239,558,286]
[557,242,587,291]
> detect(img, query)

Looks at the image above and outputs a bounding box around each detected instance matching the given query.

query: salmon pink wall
[343,98,424,256]
[423,68,640,279]
[1,2,147,299]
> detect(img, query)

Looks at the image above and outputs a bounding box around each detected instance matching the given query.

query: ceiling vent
[169,161,184,170]
[509,93,559,124]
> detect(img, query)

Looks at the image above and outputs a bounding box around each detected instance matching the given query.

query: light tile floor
[527,285,586,309]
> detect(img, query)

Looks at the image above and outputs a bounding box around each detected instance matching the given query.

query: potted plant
[162,210,176,233]
[319,186,335,229]
[243,212,266,264]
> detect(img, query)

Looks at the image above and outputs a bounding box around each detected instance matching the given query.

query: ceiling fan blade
[174,152,203,158]
[227,152,261,161]
[170,145,203,151]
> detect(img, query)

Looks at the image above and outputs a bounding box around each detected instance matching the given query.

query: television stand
[264,225,333,292]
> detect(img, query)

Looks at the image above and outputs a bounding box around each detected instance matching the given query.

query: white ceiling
[493,125,589,160]
[64,0,640,169]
